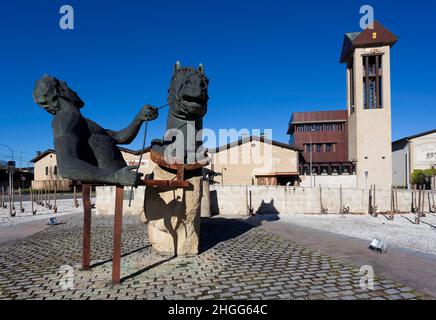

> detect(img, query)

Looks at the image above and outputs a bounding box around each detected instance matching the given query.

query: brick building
[287,110,355,176]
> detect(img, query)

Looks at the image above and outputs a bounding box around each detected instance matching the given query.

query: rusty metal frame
[81,184,92,270]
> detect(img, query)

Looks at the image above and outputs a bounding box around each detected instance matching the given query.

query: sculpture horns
[174,61,181,72]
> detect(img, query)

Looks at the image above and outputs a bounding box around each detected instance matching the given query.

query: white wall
[300,175,357,188]
[392,143,408,188]
[410,132,436,170]
[96,185,424,217]
[209,185,416,216]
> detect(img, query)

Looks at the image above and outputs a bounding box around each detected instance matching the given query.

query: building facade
[31,147,156,190]
[340,21,397,190]
[287,110,355,176]
[392,129,436,188]
[206,136,301,186]
[32,137,301,189]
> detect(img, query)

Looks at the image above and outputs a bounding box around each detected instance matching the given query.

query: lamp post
[1,144,15,201]
[0,144,14,162]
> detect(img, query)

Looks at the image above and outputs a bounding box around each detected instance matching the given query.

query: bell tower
[340,21,398,190]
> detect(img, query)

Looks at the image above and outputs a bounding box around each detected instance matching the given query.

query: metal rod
[82,184,92,270]
[128,118,149,207]
[113,186,124,284]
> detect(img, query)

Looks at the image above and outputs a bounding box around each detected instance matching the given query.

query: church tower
[340,21,398,190]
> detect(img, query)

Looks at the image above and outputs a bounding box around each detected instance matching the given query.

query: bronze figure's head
[167,61,209,120]
[33,74,84,114]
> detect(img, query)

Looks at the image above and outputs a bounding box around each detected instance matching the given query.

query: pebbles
[279,213,436,255]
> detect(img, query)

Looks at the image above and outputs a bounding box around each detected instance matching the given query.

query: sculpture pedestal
[141,166,203,255]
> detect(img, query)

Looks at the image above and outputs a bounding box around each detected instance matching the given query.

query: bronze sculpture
[33,75,158,186]
[143,62,210,255]
[151,61,209,166]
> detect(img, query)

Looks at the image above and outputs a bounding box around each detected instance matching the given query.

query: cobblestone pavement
[0,214,432,300]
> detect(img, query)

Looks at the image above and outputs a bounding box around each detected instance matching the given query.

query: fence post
[339,185,343,215]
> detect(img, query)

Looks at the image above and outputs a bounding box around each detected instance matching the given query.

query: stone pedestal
[140,166,203,255]
[201,179,211,218]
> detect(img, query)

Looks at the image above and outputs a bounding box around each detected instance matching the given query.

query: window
[316,144,322,152]
[298,122,344,133]
[54,166,58,175]
[45,166,49,176]
[325,143,332,152]
[363,54,383,109]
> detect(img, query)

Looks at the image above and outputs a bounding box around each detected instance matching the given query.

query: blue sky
[0,0,435,166]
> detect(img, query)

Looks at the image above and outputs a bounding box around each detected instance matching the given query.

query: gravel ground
[0,199,85,228]
[276,213,436,255]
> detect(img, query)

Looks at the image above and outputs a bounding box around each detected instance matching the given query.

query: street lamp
[0,144,14,162]
[0,144,15,207]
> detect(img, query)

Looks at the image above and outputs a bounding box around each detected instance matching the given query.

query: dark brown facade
[287,110,349,164]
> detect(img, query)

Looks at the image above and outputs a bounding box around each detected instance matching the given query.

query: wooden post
[422,188,426,215]
[73,186,79,208]
[416,185,422,224]
[11,187,16,216]
[1,186,4,209]
[339,185,343,215]
[30,187,35,215]
[368,189,372,215]
[394,187,398,212]
[53,184,57,213]
[391,186,395,213]
[48,188,52,210]
[19,187,24,213]
[112,186,124,284]
[411,185,415,212]
[8,187,14,217]
[82,184,92,270]
[319,185,323,214]
[431,190,436,212]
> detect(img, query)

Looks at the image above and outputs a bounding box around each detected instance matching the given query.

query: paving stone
[0,214,431,300]
[400,292,417,299]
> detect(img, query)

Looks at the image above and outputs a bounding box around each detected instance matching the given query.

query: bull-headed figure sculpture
[151,61,209,167]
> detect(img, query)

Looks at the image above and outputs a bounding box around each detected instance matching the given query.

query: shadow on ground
[199,214,280,253]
